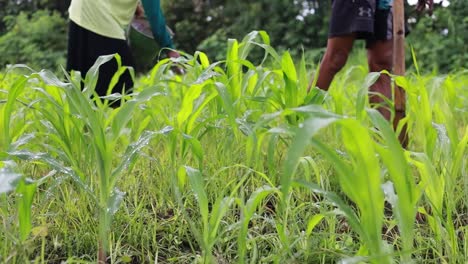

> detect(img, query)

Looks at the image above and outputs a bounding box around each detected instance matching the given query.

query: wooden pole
[393,0,408,146]
[393,0,405,81]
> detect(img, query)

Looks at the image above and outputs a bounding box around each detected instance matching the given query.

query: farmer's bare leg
[367,40,393,121]
[313,35,355,91]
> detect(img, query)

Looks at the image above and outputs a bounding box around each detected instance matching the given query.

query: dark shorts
[66,20,135,97]
[329,0,393,47]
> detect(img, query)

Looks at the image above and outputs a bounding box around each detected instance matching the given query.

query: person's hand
[167,50,185,75]
[167,50,180,59]
[135,3,145,18]
[416,0,434,15]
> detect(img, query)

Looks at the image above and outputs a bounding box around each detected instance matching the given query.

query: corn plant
[5,55,166,263]
[279,106,413,263]
[180,166,235,263]
[237,185,279,263]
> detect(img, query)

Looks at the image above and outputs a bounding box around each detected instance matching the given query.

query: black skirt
[66,20,135,96]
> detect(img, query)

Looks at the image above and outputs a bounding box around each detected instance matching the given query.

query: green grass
[0,31,467,263]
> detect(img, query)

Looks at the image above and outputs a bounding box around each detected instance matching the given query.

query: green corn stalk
[226,39,242,102]
[279,105,343,201]
[228,30,273,102]
[16,178,36,242]
[336,119,389,263]
[410,152,444,246]
[355,72,381,121]
[367,109,419,262]
[282,51,299,110]
[237,185,278,263]
[276,107,337,256]
[222,31,280,135]
[1,69,29,154]
[397,75,437,154]
[328,66,365,117]
[183,166,234,263]
[280,110,392,263]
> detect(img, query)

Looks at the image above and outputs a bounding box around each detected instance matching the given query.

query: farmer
[66,0,179,97]
[311,0,433,120]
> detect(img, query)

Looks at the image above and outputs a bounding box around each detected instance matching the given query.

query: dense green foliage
[0,0,70,34]
[164,0,330,61]
[407,0,468,71]
[1,32,467,263]
[0,10,67,72]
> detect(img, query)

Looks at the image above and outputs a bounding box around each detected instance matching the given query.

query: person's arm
[140,0,174,49]
[416,0,434,14]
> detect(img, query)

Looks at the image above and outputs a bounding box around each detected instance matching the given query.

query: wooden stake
[393,0,408,146]
[393,0,406,79]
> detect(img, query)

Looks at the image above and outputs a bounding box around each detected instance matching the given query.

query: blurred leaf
[31,225,48,238]
[107,188,125,216]
[280,109,342,198]
[186,166,209,227]
[306,214,325,237]
[0,161,21,193]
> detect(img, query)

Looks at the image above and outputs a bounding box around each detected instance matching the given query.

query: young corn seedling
[1,66,32,156]
[368,109,419,262]
[280,109,394,263]
[180,166,234,263]
[237,185,279,264]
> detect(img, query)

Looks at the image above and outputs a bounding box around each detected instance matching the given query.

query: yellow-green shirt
[69,0,174,48]
[69,0,137,40]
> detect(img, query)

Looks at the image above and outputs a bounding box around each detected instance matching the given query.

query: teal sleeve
[378,0,393,10]
[140,0,174,49]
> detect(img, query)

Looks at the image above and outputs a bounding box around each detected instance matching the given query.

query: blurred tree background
[0,0,466,73]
